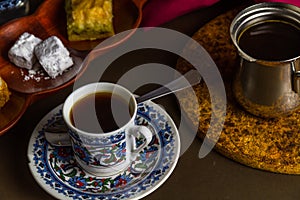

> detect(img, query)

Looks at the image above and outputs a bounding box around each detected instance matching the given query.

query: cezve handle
[292,61,300,93]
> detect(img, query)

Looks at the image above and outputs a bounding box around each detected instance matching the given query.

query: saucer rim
[27,101,180,200]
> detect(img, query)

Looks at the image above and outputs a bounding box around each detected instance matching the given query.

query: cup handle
[127,125,153,161]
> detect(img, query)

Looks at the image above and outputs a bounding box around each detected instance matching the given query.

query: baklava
[65,0,115,41]
[0,77,10,108]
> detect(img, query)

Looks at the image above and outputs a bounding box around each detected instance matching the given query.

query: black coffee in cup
[70,92,134,133]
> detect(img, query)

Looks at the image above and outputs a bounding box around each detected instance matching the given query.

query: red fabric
[141,0,220,27]
[255,0,300,7]
[141,0,300,27]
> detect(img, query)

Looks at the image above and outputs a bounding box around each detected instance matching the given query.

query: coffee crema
[238,20,300,61]
[70,92,134,133]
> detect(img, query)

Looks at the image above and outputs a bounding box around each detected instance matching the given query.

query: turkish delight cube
[34,36,73,78]
[8,32,42,69]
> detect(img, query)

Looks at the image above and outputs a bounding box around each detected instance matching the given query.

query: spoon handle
[136,69,201,104]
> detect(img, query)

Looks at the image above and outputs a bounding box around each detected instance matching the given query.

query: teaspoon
[44,69,201,146]
[136,69,201,104]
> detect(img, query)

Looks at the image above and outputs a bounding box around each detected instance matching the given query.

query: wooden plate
[0,0,145,94]
[0,92,30,136]
[0,0,146,135]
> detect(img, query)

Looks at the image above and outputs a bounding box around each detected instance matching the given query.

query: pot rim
[230,2,300,64]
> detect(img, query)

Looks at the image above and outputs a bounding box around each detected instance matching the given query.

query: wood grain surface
[0,0,145,135]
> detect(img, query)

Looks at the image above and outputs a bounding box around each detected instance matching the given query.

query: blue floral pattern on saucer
[27,101,180,200]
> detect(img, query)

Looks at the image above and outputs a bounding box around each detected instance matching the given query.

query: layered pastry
[65,0,115,41]
[0,77,10,108]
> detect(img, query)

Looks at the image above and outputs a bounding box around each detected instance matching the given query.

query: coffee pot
[230,3,300,118]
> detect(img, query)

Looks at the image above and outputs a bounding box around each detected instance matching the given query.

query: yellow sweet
[65,0,115,41]
[0,77,10,108]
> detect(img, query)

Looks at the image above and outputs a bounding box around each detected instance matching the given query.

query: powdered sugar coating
[8,32,42,69]
[34,36,73,78]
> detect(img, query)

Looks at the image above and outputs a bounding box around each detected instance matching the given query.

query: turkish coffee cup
[61,82,153,177]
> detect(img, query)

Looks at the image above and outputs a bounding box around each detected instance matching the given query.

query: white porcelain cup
[62,82,153,177]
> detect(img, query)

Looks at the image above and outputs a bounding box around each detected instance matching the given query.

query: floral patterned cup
[62,82,153,177]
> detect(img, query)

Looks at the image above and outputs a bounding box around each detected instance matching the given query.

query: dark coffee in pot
[70,92,134,133]
[238,21,300,61]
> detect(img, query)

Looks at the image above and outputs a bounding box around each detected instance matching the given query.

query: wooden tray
[0,0,146,136]
[176,7,300,174]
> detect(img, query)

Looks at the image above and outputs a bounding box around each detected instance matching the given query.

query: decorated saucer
[27,101,180,200]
